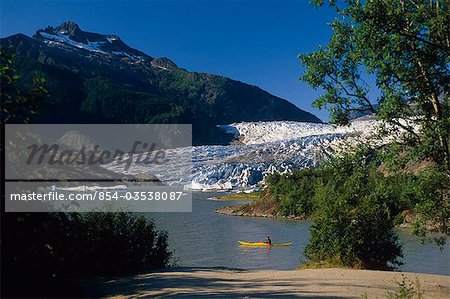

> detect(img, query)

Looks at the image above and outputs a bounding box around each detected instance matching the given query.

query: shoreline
[215,204,442,230]
[215,204,305,220]
[208,196,254,201]
[209,191,262,201]
[83,267,450,298]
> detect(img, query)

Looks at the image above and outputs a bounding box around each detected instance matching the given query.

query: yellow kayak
[238,240,292,247]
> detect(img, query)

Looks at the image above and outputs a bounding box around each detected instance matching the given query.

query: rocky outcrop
[151,57,178,71]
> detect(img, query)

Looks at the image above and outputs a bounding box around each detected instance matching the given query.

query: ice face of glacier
[104,119,380,190]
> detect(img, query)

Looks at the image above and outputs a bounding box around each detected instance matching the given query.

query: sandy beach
[83,268,449,298]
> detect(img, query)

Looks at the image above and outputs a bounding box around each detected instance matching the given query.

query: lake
[148,192,449,275]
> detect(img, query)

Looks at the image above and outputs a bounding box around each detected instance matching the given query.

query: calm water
[148,192,449,275]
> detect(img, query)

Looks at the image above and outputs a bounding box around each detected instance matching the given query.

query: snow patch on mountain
[38,31,145,62]
[111,51,144,61]
[40,32,106,54]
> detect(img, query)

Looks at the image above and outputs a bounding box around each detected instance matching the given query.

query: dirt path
[84,267,449,298]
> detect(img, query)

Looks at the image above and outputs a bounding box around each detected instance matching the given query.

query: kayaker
[266,236,272,245]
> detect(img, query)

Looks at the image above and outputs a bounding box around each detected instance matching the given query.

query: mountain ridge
[1,21,322,145]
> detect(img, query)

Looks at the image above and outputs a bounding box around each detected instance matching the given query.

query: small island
[211,191,262,201]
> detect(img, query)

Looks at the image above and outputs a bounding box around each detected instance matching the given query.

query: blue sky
[0,0,338,121]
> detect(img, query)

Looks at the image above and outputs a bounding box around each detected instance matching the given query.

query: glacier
[103,119,381,191]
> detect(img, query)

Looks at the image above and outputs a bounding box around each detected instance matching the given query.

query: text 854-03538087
[124,191,184,201]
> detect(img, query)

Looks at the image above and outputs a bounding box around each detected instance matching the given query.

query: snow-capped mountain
[2,21,385,189]
[35,20,150,63]
[2,21,322,145]
[104,119,380,190]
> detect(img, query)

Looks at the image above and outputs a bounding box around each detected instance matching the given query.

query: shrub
[304,159,404,269]
[3,212,172,297]
[267,168,327,218]
[410,167,450,240]
[68,212,172,275]
[263,146,449,269]
[385,274,425,299]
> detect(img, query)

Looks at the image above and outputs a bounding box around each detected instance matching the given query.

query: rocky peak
[55,20,82,36]
[37,20,87,43]
[34,21,152,60]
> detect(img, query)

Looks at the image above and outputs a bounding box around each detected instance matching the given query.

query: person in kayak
[266,236,272,245]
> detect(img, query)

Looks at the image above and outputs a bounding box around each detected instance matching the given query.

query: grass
[385,275,424,299]
[212,191,262,201]
[298,256,362,270]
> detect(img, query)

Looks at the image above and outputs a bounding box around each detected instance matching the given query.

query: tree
[1,49,173,297]
[300,0,450,172]
[303,152,404,269]
[3,212,173,297]
[1,47,48,123]
[299,1,449,267]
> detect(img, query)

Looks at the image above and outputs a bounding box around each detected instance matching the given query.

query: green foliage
[265,148,427,221]
[1,47,48,123]
[266,168,328,218]
[1,31,322,144]
[3,212,172,297]
[304,152,404,270]
[409,166,450,241]
[299,254,356,270]
[68,212,172,275]
[214,191,262,200]
[82,78,175,123]
[296,0,450,268]
[306,191,404,270]
[266,147,449,269]
[300,0,450,171]
[385,274,425,299]
[2,47,173,298]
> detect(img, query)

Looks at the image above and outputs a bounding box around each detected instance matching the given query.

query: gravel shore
[83,268,449,298]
